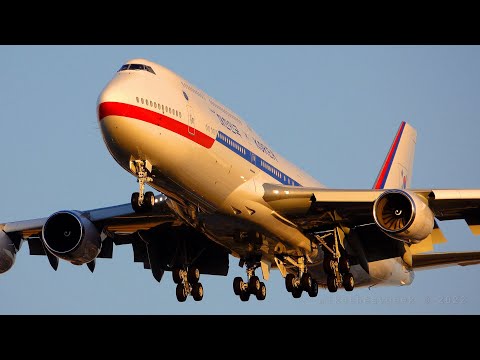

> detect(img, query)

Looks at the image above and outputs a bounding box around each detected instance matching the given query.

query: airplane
[2,57,480,303]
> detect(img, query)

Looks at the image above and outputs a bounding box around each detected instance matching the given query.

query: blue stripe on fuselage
[215,131,301,186]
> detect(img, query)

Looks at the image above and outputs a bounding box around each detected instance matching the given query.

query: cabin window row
[182,82,206,100]
[136,97,182,118]
[219,133,246,155]
[209,100,241,125]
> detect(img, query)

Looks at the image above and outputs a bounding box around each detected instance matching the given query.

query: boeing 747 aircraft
[2,58,480,302]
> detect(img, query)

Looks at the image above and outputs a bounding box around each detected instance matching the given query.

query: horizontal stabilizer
[412,251,480,270]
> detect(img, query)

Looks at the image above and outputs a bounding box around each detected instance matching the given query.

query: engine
[0,231,16,273]
[42,211,101,265]
[373,189,434,243]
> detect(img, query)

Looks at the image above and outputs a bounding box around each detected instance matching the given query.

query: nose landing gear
[130,160,155,212]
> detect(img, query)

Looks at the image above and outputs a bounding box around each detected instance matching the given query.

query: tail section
[373,122,417,190]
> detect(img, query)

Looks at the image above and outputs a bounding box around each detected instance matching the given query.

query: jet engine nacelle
[42,211,101,265]
[0,231,16,274]
[373,189,434,243]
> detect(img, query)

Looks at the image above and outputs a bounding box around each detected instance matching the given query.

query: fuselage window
[154,102,157,108]
[179,112,182,118]
[136,97,139,103]
[162,105,164,113]
[141,98,144,104]
[169,107,171,114]
[176,110,178,117]
[149,100,152,107]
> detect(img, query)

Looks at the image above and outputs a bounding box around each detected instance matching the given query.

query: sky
[1,45,480,315]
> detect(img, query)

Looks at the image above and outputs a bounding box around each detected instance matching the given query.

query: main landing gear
[281,255,319,298]
[315,229,355,293]
[233,259,267,301]
[172,266,204,302]
[130,160,155,212]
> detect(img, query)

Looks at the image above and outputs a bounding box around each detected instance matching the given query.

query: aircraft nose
[96,77,128,122]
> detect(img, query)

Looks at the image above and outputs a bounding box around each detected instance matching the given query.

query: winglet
[373,122,417,190]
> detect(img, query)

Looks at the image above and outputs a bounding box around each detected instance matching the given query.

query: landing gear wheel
[192,283,204,301]
[323,254,336,275]
[144,191,155,209]
[292,287,302,298]
[176,283,188,302]
[339,257,350,274]
[131,192,141,212]
[256,282,267,301]
[249,276,260,294]
[233,277,244,296]
[285,273,296,292]
[239,291,250,302]
[308,280,319,297]
[343,273,355,291]
[172,268,182,284]
[187,266,200,284]
[301,272,312,291]
[327,275,338,293]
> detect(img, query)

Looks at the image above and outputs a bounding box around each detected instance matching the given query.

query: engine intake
[42,211,101,265]
[373,189,434,243]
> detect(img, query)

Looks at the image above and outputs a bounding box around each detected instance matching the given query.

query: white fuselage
[97,58,414,288]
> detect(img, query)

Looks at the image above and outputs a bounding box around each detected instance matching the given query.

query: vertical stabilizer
[373,122,417,190]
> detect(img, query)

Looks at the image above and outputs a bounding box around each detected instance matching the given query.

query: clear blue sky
[1,45,480,314]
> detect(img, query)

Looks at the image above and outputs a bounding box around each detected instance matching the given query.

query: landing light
[284,191,290,195]
[273,190,279,194]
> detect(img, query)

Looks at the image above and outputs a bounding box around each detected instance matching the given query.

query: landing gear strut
[281,255,318,298]
[233,259,267,301]
[172,266,204,302]
[315,228,355,292]
[130,160,155,212]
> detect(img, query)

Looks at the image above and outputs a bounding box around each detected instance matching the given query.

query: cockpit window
[118,63,156,75]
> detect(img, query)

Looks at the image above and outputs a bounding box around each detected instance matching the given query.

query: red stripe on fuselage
[98,102,215,149]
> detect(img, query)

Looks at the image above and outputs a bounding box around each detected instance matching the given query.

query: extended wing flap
[426,189,480,237]
[27,237,46,255]
[427,189,480,220]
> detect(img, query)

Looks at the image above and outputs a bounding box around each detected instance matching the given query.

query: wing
[263,183,480,233]
[0,194,229,280]
[262,183,480,267]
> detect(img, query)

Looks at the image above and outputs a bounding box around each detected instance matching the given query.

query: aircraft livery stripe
[216,131,301,186]
[98,102,215,149]
[373,121,406,189]
[98,102,301,186]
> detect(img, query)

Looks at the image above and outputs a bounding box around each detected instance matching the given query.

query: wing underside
[262,183,480,244]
